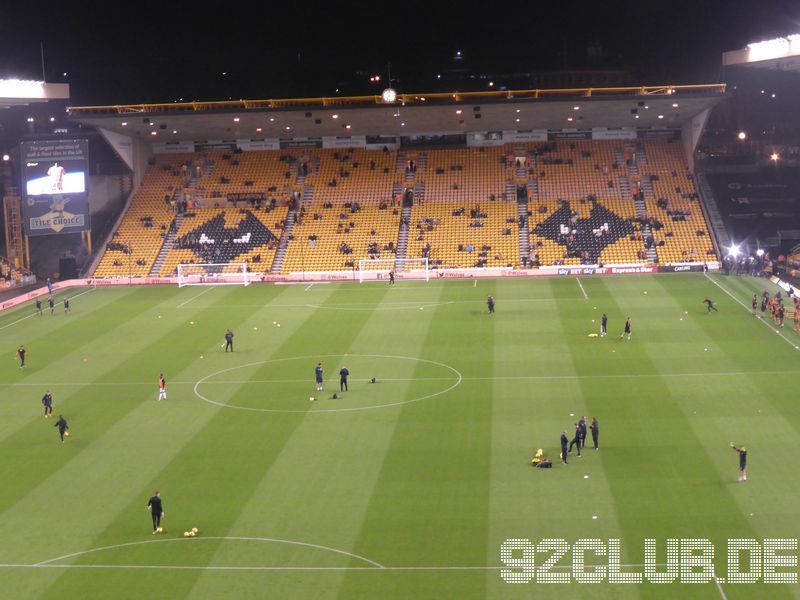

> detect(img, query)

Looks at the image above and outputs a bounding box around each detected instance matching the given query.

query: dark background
[1,1,798,105]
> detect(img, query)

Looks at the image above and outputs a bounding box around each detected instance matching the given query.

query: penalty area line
[176,286,215,308]
[576,278,588,300]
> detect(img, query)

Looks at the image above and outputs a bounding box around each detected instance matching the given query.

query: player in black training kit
[17,345,25,368]
[147,491,164,533]
[54,415,69,442]
[568,422,582,457]
[590,417,599,450]
[35,298,42,316]
[578,416,587,449]
[42,391,53,418]
[224,329,234,352]
[339,366,349,391]
[703,297,718,313]
[752,294,758,317]
[601,313,608,337]
[48,296,55,315]
[560,431,569,464]
[620,317,632,341]
[388,270,395,285]
[731,444,747,482]
[487,295,495,314]
[63,298,70,314]
[315,362,324,392]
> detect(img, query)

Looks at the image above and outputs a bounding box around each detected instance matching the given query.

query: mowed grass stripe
[187,281,446,598]
[482,278,635,600]
[587,276,781,598]
[336,280,496,599]
[656,277,800,557]
[0,286,209,514]
[41,283,386,599]
[0,285,279,598]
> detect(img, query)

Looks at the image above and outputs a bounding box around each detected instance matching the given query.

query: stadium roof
[0,80,69,109]
[723,35,800,72]
[67,84,724,141]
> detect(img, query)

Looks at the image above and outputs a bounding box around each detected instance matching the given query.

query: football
[309,396,315,402]
[183,531,191,537]
[191,527,198,534]
[188,531,195,537]
[64,431,70,437]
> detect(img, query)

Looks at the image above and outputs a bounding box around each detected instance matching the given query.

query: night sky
[0,1,799,105]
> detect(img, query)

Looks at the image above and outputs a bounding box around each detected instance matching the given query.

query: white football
[309,396,315,402]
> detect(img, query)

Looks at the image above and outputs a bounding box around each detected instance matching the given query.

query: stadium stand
[420,147,510,205]
[281,149,399,273]
[92,140,716,277]
[158,205,288,276]
[406,201,519,268]
[638,140,716,263]
[94,155,190,278]
[528,140,645,265]
[282,200,401,273]
[187,149,306,202]
[0,256,34,288]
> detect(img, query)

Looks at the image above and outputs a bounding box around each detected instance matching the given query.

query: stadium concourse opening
[66,84,726,282]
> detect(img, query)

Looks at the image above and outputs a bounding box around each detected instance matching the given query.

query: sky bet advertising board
[21,139,90,236]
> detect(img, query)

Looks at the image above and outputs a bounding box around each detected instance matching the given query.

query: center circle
[193,354,462,413]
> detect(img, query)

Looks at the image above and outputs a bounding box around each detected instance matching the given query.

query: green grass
[0,273,798,599]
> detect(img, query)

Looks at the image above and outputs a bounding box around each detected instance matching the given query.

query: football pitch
[1,273,799,599]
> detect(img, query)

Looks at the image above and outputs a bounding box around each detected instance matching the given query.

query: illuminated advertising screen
[21,139,90,236]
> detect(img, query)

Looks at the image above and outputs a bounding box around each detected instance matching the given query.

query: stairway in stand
[394,202,413,269]
[270,188,308,273]
[633,195,658,264]
[149,214,184,276]
[517,187,531,267]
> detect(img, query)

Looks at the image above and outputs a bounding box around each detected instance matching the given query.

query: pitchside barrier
[0,262,720,313]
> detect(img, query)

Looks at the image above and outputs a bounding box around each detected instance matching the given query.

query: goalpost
[176,263,252,287]
[358,258,429,283]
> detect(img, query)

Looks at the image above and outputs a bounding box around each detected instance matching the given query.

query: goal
[358,258,429,283]
[176,262,252,287]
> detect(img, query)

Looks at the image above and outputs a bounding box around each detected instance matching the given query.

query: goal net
[176,263,252,287]
[358,258,429,282]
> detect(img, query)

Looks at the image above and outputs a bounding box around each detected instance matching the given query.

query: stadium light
[121,122,128,126]
[2,154,9,162]
[756,248,765,257]
[728,244,741,258]
[770,152,780,162]
[738,131,747,141]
